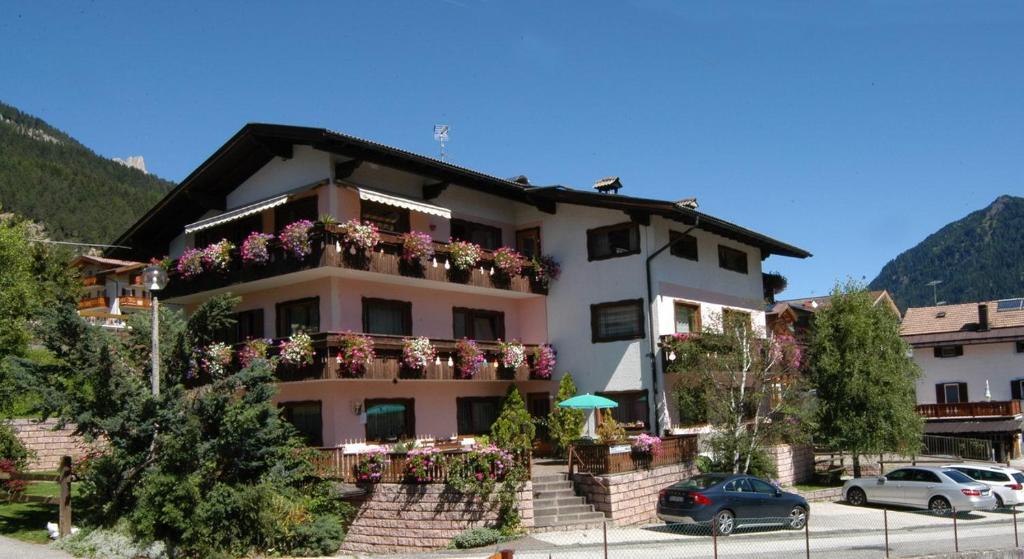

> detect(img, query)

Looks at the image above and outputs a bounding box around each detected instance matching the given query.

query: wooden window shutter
[1011,380,1022,400]
[936,384,946,404]
[958,382,969,402]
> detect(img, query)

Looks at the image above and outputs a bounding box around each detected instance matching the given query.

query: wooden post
[58,455,72,537]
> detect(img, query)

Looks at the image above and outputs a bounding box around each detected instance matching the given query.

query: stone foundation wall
[572,462,697,526]
[340,481,533,554]
[7,419,92,472]
[767,444,814,486]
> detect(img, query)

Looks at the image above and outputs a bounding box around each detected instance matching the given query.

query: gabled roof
[770,290,899,316]
[108,123,811,261]
[902,299,1024,336]
[70,254,146,273]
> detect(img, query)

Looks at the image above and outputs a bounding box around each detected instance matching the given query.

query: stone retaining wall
[572,462,697,526]
[7,419,92,472]
[767,444,814,485]
[340,481,533,554]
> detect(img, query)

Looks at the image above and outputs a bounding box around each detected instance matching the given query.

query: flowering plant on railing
[632,433,664,457]
[446,240,482,271]
[241,232,275,265]
[340,219,380,254]
[454,338,485,379]
[279,332,314,366]
[530,344,557,379]
[202,239,235,272]
[401,336,436,372]
[446,445,515,494]
[238,338,273,368]
[176,247,204,279]
[354,448,388,482]
[497,339,526,370]
[492,247,524,277]
[400,231,435,263]
[404,447,442,483]
[279,219,315,259]
[528,254,561,289]
[336,331,375,377]
[200,342,234,377]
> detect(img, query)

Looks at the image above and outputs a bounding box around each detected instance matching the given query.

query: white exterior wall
[227,145,332,208]
[913,342,1024,404]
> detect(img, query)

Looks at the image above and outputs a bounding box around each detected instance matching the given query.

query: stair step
[533,495,585,508]
[532,481,573,492]
[532,519,608,533]
[535,504,595,518]
[533,488,576,500]
[531,473,569,484]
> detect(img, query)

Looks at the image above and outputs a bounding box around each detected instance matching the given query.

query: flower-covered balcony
[159,220,558,302]
[213,332,556,383]
[77,296,109,311]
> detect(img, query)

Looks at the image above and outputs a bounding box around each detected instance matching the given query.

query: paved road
[0,536,73,559]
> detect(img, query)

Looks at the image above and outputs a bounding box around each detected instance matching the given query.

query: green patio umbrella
[557,393,618,409]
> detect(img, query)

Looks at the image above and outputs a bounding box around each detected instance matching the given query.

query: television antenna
[433,124,449,161]
[926,280,943,306]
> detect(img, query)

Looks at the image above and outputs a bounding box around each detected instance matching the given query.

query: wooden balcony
[81,276,99,287]
[265,332,549,383]
[568,435,699,476]
[119,296,151,309]
[77,296,108,310]
[916,400,1022,419]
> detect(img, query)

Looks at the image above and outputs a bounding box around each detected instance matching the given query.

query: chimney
[978,303,990,332]
[593,177,623,194]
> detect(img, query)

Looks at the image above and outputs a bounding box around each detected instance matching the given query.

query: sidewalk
[0,536,73,559]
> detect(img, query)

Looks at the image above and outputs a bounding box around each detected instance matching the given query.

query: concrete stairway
[531,473,607,532]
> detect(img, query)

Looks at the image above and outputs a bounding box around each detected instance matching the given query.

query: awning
[184,195,290,235]
[356,187,451,219]
[924,419,1023,435]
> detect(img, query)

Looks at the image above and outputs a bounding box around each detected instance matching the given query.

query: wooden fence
[568,435,699,476]
[312,447,530,483]
[0,455,72,537]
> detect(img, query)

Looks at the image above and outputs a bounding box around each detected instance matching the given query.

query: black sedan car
[657,473,809,535]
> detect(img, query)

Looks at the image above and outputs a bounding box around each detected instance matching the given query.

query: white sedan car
[944,463,1024,508]
[843,466,997,513]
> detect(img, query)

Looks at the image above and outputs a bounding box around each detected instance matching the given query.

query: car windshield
[674,475,725,490]
[942,469,975,484]
[1013,473,1024,484]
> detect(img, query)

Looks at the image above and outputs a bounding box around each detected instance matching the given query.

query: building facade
[107,124,809,448]
[72,254,151,329]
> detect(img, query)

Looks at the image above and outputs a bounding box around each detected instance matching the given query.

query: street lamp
[142,265,168,396]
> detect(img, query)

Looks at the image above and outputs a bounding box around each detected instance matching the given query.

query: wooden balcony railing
[254,332,549,383]
[77,296,108,310]
[568,435,699,476]
[118,296,151,308]
[311,447,531,483]
[81,276,99,287]
[916,400,1022,419]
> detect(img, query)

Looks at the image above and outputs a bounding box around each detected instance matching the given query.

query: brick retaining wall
[767,444,814,485]
[572,462,697,526]
[340,481,533,554]
[7,419,91,472]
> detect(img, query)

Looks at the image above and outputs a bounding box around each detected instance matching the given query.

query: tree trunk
[852,454,861,478]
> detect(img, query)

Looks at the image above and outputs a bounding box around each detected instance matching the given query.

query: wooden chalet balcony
[268,332,548,383]
[916,400,1022,419]
[119,296,151,309]
[160,225,546,301]
[81,276,99,287]
[77,296,108,310]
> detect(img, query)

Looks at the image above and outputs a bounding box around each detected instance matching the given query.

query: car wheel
[713,510,735,536]
[847,487,867,506]
[788,506,808,530]
[996,495,1005,509]
[929,496,952,514]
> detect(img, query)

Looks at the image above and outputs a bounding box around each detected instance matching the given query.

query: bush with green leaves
[490,386,535,456]
[54,523,168,559]
[449,527,505,549]
[0,422,31,470]
[547,372,585,456]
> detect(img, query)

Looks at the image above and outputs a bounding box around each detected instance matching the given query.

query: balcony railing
[82,276,99,287]
[254,332,548,383]
[118,296,151,309]
[568,435,699,476]
[312,447,531,483]
[160,225,547,301]
[916,400,1022,419]
[77,296,108,310]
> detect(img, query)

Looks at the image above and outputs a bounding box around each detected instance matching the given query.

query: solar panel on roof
[996,299,1024,312]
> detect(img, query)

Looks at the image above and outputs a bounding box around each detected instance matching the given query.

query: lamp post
[142,265,168,396]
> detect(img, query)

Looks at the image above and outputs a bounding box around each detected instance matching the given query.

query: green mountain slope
[0,101,173,243]
[869,195,1024,310]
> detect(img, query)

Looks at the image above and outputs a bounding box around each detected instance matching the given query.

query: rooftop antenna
[926,280,943,306]
[433,124,449,161]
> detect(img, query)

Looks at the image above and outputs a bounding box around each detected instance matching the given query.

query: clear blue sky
[2,1,1022,298]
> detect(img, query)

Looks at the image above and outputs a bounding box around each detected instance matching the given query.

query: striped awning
[356,187,451,219]
[184,195,289,234]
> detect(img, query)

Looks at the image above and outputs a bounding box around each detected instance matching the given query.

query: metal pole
[884,508,890,558]
[150,296,160,396]
[804,509,810,559]
[1014,505,1019,548]
[712,515,718,559]
[603,521,608,559]
[952,507,958,553]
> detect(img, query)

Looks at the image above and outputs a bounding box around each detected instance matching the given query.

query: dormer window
[934,345,964,358]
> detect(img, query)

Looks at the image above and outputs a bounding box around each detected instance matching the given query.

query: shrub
[199,342,233,378]
[0,423,31,471]
[490,386,535,456]
[405,447,442,482]
[596,416,626,444]
[449,526,504,549]
[238,338,272,369]
[54,523,168,559]
[548,373,585,455]
[286,513,345,556]
[633,433,663,457]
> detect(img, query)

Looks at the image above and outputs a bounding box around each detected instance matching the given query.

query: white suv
[945,464,1024,507]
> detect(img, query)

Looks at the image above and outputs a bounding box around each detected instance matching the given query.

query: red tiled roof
[901,299,1024,336]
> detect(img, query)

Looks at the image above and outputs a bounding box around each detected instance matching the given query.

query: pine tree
[547,373,585,455]
[490,385,535,455]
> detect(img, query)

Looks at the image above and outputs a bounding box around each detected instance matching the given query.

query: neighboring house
[104,123,809,448]
[766,290,900,341]
[71,254,151,329]
[902,298,1024,461]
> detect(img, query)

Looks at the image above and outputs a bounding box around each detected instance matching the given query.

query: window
[936,382,968,404]
[360,199,409,234]
[597,390,649,429]
[516,228,542,259]
[365,399,414,441]
[909,469,942,484]
[718,245,749,274]
[885,469,912,482]
[1016,341,1024,353]
[451,219,502,251]
[722,309,751,331]
[235,309,265,342]
[362,298,412,336]
[934,345,964,358]
[587,222,640,261]
[275,196,318,231]
[591,299,645,343]
[456,397,502,435]
[195,213,263,249]
[669,230,698,261]
[1011,379,1024,400]
[724,478,753,493]
[674,302,701,334]
[453,308,505,341]
[279,401,323,446]
[276,297,320,337]
[749,478,777,494]
[527,393,551,441]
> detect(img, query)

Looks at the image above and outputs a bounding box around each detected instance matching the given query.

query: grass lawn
[792,483,843,492]
[0,480,80,544]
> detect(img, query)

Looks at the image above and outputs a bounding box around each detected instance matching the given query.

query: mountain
[0,101,173,244]
[869,195,1024,310]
